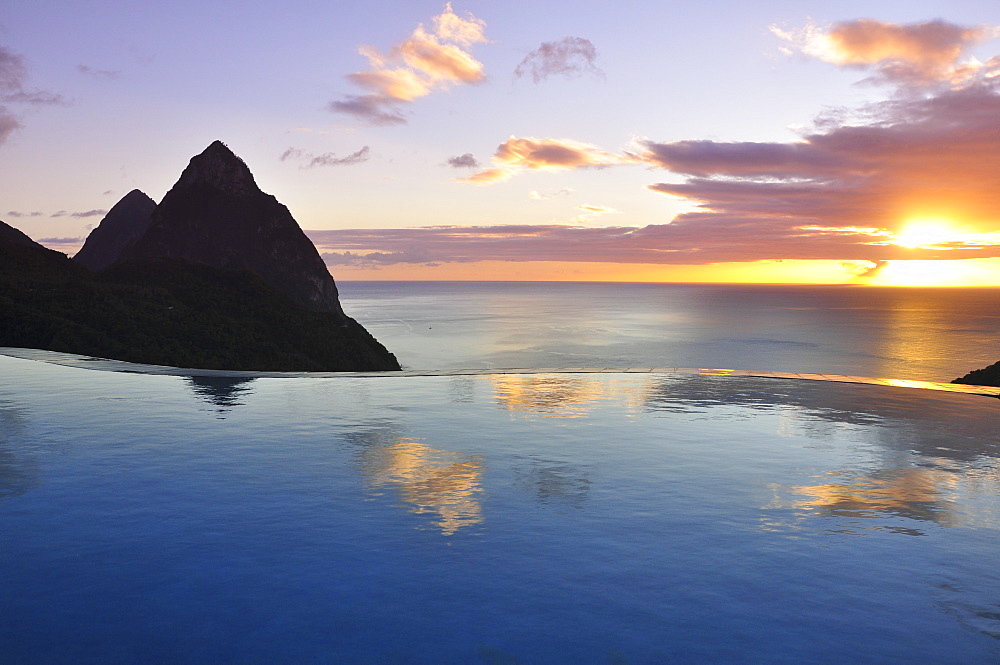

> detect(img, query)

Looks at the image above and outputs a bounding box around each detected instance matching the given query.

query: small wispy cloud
[6,210,43,218]
[446,153,479,168]
[514,36,604,83]
[70,209,107,218]
[570,203,620,224]
[529,187,574,200]
[76,64,122,81]
[281,146,370,168]
[49,209,106,218]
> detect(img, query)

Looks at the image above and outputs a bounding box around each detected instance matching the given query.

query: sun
[892,219,959,249]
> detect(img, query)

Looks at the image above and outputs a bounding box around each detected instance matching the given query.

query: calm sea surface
[3,282,1000,663]
[338,282,1000,381]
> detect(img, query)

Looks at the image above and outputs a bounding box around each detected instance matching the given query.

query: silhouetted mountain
[953,361,1000,387]
[0,143,400,372]
[121,141,344,315]
[73,189,156,271]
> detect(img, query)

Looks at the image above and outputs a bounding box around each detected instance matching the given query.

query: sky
[2,0,1000,286]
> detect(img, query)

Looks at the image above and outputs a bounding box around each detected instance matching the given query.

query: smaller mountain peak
[122,188,153,201]
[73,189,156,271]
[176,140,259,196]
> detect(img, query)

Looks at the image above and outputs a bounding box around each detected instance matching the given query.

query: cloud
[315,18,1000,272]
[48,209,108,219]
[37,236,84,248]
[307,213,1000,268]
[571,203,620,224]
[281,146,370,168]
[447,153,479,168]
[76,65,121,81]
[460,136,631,184]
[514,36,604,83]
[6,210,43,217]
[772,19,996,87]
[453,167,514,185]
[0,46,66,143]
[576,204,615,214]
[639,81,1000,241]
[311,77,1000,268]
[328,94,407,126]
[0,46,66,105]
[529,187,574,200]
[330,3,488,125]
[0,107,21,144]
[842,259,889,278]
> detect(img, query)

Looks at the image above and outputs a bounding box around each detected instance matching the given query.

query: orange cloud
[772,18,996,87]
[330,3,488,125]
[461,136,630,184]
[453,167,513,185]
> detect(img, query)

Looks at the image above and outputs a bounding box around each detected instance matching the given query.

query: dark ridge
[952,361,1000,387]
[0,252,399,371]
[73,189,157,271]
[1,220,40,248]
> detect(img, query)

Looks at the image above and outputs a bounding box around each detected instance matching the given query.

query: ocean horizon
[337,281,1000,382]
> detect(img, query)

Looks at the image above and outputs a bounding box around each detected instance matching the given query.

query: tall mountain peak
[123,141,345,316]
[175,140,259,197]
[74,189,156,271]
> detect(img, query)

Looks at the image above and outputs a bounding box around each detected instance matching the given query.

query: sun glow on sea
[861,259,1000,287]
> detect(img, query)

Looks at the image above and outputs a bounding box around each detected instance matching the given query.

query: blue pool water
[2,353,1000,663]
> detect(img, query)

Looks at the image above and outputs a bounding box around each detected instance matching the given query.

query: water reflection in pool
[2,355,999,664]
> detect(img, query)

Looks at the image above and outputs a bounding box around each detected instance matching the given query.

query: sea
[338,281,1000,381]
[3,282,1000,664]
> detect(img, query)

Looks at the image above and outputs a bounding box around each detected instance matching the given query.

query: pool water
[2,354,1000,663]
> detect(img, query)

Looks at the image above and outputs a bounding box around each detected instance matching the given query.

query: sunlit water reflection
[2,355,1000,663]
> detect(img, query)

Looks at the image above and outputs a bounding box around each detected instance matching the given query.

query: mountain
[73,189,156,271]
[0,143,400,372]
[121,141,344,316]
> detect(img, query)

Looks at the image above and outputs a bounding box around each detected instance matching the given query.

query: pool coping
[4,346,999,399]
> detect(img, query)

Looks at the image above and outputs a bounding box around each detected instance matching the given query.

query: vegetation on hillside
[0,240,399,372]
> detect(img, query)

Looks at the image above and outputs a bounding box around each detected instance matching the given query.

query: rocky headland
[952,361,1000,387]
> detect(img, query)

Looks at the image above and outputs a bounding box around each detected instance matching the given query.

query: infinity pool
[2,353,999,663]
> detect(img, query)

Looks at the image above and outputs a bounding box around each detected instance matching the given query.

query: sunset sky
[3,1,1000,285]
